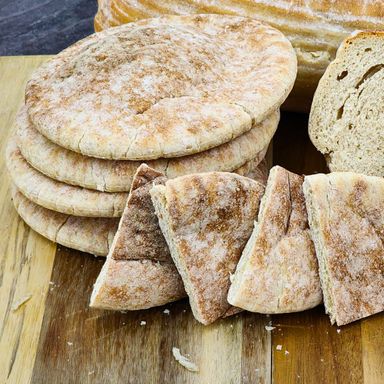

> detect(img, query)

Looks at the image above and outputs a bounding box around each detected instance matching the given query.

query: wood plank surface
[0,55,383,384]
[0,56,57,384]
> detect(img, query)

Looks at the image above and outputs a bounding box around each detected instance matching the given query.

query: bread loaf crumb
[12,294,32,311]
[172,347,199,372]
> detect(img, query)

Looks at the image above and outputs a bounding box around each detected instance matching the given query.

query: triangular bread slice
[151,172,265,325]
[228,166,322,313]
[303,172,384,326]
[90,164,185,310]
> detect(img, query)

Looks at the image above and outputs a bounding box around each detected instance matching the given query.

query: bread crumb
[88,371,95,376]
[163,309,170,315]
[285,350,289,355]
[276,345,282,351]
[337,329,341,334]
[140,321,146,326]
[12,294,32,311]
[49,281,55,285]
[229,273,234,283]
[67,341,73,346]
[172,347,199,372]
[265,325,276,331]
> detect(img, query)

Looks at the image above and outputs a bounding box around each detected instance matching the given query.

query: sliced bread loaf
[309,31,384,177]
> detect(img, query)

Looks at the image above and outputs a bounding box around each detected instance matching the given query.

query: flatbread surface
[25,14,295,159]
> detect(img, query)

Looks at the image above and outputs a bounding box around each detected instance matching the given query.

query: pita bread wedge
[90,164,185,310]
[25,15,295,160]
[11,188,118,256]
[228,166,322,313]
[151,172,265,325]
[6,137,127,217]
[303,172,384,326]
[105,164,171,262]
[16,105,277,192]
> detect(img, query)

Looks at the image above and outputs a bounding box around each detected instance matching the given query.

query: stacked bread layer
[7,15,296,255]
[94,0,384,112]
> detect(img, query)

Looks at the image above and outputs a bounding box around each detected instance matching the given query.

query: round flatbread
[25,14,295,160]
[7,134,268,217]
[16,106,277,192]
[11,188,118,256]
[6,137,127,217]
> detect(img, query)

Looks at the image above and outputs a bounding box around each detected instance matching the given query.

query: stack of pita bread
[6,14,296,255]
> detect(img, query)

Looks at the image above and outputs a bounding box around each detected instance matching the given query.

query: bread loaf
[309,31,384,177]
[95,0,384,111]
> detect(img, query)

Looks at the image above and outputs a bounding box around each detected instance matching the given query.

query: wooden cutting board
[1,56,384,384]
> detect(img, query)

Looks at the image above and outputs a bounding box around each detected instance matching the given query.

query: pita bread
[90,259,185,310]
[151,172,265,325]
[6,137,127,217]
[235,158,269,185]
[228,166,322,313]
[90,164,185,310]
[16,105,277,192]
[106,164,170,261]
[25,15,295,160]
[303,172,384,326]
[11,188,118,256]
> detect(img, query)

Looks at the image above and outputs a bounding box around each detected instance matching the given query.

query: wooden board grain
[1,55,384,384]
[0,56,57,384]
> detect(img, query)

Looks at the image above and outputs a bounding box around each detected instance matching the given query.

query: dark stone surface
[0,0,97,55]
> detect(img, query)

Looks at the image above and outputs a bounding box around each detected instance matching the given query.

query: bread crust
[25,15,295,159]
[94,0,384,112]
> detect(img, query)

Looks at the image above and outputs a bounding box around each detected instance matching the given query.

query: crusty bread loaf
[303,172,384,326]
[94,0,384,112]
[309,31,384,177]
[228,166,322,313]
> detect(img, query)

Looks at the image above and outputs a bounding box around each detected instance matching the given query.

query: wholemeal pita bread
[151,172,265,325]
[228,166,322,313]
[303,172,384,326]
[6,137,127,217]
[25,15,295,160]
[235,158,269,185]
[11,188,118,256]
[106,164,170,262]
[90,259,185,310]
[16,105,277,192]
[90,164,185,310]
